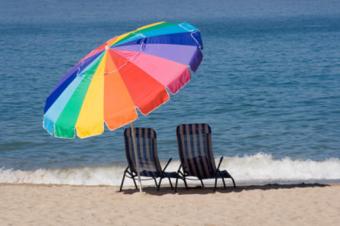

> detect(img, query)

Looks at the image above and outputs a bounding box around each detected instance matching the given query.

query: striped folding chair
[120,127,182,191]
[176,123,236,190]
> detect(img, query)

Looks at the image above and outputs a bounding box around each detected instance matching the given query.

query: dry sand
[0,184,339,226]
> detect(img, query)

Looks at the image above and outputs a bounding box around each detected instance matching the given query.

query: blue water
[0,0,340,183]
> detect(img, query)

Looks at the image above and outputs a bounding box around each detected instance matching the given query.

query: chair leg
[230,176,236,188]
[119,170,127,192]
[157,178,163,191]
[213,177,218,192]
[153,178,159,190]
[167,177,173,189]
[175,178,179,192]
[132,176,138,190]
[183,178,188,189]
[200,179,205,188]
[222,177,227,189]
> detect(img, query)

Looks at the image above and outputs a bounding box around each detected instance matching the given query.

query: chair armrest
[162,158,172,172]
[176,163,185,176]
[217,156,224,170]
[123,166,129,172]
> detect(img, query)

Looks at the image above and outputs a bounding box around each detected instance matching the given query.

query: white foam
[1,153,340,186]
[223,153,340,184]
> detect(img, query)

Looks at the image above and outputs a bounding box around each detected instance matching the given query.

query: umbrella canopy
[43,21,203,138]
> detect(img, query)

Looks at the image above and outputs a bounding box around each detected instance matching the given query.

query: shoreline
[0,183,339,226]
[1,179,340,188]
[1,181,340,188]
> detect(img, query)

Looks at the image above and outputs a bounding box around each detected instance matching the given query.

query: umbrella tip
[105,45,110,51]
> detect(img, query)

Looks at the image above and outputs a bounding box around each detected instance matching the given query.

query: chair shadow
[119,183,330,196]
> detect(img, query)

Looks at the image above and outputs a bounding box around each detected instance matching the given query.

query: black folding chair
[120,127,182,191]
[176,123,236,191]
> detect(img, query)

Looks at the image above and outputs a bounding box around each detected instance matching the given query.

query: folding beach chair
[176,123,236,190]
[120,127,182,191]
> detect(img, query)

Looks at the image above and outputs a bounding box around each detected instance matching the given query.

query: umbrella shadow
[118,183,330,196]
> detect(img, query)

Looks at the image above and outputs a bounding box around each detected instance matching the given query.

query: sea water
[0,0,340,186]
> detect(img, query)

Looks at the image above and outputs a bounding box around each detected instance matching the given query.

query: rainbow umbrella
[43,21,203,191]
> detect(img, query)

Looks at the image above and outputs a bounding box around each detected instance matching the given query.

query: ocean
[0,0,340,186]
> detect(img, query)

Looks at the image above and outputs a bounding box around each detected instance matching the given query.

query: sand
[0,184,339,226]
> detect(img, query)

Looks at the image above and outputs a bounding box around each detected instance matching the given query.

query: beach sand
[0,184,339,226]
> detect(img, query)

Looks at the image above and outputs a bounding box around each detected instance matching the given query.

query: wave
[1,153,340,186]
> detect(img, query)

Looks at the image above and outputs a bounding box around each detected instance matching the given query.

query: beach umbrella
[43,21,203,191]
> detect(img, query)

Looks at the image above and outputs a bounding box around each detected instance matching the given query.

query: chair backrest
[124,127,162,176]
[176,123,216,179]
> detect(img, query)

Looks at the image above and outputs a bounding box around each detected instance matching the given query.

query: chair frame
[120,158,177,191]
[175,124,236,191]
[120,127,185,192]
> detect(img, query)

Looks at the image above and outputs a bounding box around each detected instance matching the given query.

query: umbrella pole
[130,122,143,192]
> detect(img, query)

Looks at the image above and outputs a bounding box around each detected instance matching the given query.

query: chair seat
[163,171,182,178]
[216,170,232,178]
[139,170,160,177]
[139,170,181,178]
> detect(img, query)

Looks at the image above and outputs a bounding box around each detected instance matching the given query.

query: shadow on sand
[119,183,329,196]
